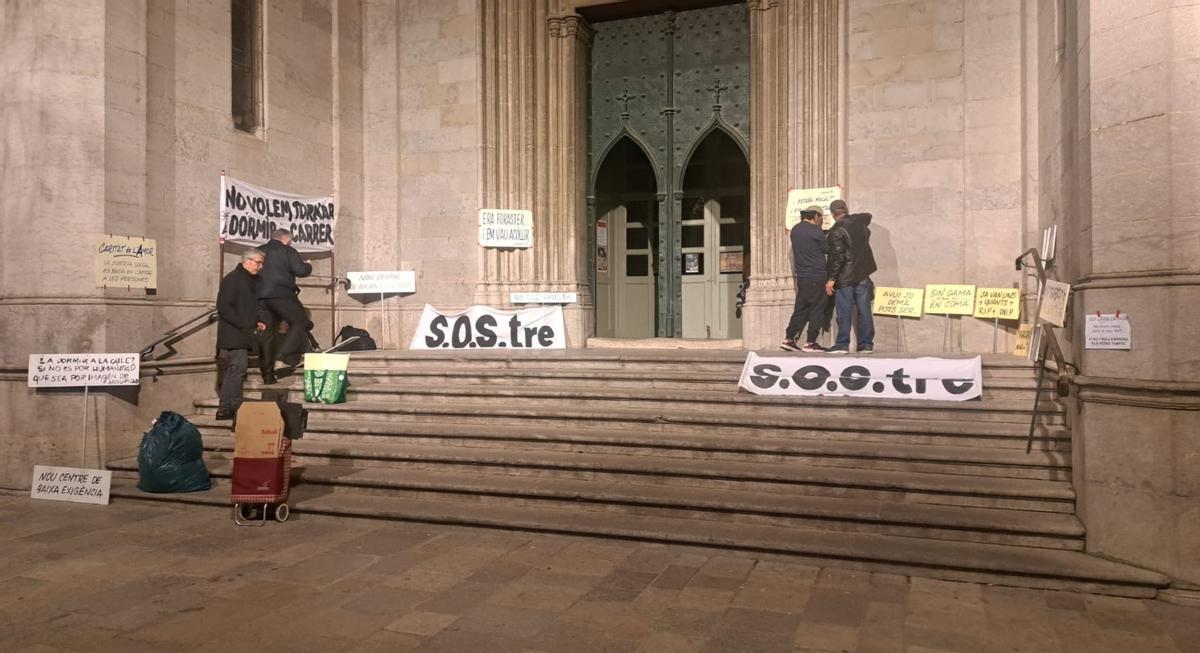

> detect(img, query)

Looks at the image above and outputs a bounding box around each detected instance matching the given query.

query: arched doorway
[593,136,659,338]
[679,128,750,339]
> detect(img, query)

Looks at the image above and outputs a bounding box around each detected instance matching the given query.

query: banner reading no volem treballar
[219,175,336,253]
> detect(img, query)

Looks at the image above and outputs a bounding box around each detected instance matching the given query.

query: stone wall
[845,0,1028,353]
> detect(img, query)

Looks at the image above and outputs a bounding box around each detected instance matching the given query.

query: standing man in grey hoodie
[825,199,878,354]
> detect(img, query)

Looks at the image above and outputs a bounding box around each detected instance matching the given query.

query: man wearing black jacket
[825,199,878,354]
[781,208,829,352]
[258,229,313,377]
[216,249,267,420]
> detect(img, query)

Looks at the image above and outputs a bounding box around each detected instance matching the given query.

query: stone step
[106,478,1167,598]
[110,455,1083,549]
[242,383,1064,424]
[193,400,1071,450]
[190,418,1071,480]
[116,435,1076,512]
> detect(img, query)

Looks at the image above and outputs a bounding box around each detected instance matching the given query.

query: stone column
[743,0,842,349]
[1064,1,1200,594]
[477,1,593,345]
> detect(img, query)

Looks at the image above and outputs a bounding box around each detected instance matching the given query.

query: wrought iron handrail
[1014,248,1077,453]
[139,308,218,360]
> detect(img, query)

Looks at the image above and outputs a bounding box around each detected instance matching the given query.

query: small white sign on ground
[1085,313,1132,350]
[479,209,533,248]
[346,270,416,295]
[28,353,140,388]
[31,465,112,506]
[510,292,578,304]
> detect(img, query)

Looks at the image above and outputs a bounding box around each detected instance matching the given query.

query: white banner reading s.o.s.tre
[410,305,566,350]
[220,175,336,253]
[739,353,982,401]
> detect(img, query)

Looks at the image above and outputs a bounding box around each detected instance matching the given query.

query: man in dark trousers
[216,249,267,420]
[825,199,878,354]
[258,229,313,379]
[781,208,829,352]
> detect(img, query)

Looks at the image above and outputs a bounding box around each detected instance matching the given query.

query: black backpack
[335,325,377,351]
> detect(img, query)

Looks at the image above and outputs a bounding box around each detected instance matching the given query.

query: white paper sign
[785,186,842,231]
[28,353,140,388]
[479,209,533,248]
[31,466,112,505]
[510,292,578,304]
[1039,280,1071,327]
[410,304,566,350]
[739,353,983,401]
[219,175,336,253]
[1085,313,1132,350]
[347,271,416,295]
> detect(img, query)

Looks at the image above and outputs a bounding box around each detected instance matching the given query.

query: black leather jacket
[257,239,312,299]
[826,213,878,288]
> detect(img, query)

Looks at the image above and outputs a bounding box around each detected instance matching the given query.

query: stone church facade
[1,1,1197,593]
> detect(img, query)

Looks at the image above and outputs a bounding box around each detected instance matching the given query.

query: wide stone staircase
[107,349,1170,597]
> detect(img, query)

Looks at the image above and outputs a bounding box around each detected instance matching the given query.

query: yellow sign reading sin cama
[873,287,924,318]
[923,284,976,315]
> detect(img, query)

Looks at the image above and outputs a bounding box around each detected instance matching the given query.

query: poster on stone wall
[93,235,156,289]
[219,174,336,253]
[784,186,842,231]
[478,209,533,248]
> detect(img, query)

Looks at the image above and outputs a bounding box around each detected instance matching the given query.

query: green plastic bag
[304,353,349,404]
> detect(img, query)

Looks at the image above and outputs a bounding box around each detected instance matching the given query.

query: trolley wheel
[237,503,260,521]
[274,503,290,522]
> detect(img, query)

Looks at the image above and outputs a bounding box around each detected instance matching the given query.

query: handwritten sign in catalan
[873,287,924,318]
[510,292,578,304]
[28,353,141,388]
[785,186,842,231]
[94,235,156,289]
[1039,280,1071,327]
[479,209,533,248]
[1085,313,1131,350]
[30,465,112,506]
[1013,324,1034,358]
[346,271,416,295]
[924,284,976,315]
[973,288,1021,320]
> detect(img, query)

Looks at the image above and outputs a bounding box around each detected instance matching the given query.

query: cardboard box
[233,401,284,459]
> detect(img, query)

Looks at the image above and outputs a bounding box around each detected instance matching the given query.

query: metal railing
[139,308,218,360]
[1014,248,1077,453]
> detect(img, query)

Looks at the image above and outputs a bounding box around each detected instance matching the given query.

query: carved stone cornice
[1073,375,1200,411]
[747,0,780,11]
[548,14,594,46]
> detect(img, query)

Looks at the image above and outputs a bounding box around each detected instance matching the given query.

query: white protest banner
[411,304,566,350]
[1085,313,1132,350]
[31,466,111,506]
[510,292,578,304]
[346,271,416,295]
[739,353,983,401]
[94,235,157,289]
[1039,280,1071,327]
[219,174,335,253]
[28,353,140,388]
[479,209,533,248]
[785,186,842,231]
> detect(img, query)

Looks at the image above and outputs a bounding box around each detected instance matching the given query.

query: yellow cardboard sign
[94,234,157,289]
[873,287,924,318]
[784,186,842,231]
[973,288,1021,320]
[924,284,976,315]
[1012,324,1034,358]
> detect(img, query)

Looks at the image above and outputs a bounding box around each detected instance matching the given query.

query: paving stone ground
[0,494,1196,653]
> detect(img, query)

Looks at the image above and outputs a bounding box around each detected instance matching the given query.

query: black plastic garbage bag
[137,411,212,493]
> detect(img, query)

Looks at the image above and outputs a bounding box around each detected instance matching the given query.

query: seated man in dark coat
[257,229,313,379]
[216,248,268,420]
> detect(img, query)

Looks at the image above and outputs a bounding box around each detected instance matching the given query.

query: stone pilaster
[743,0,842,349]
[477,1,593,345]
